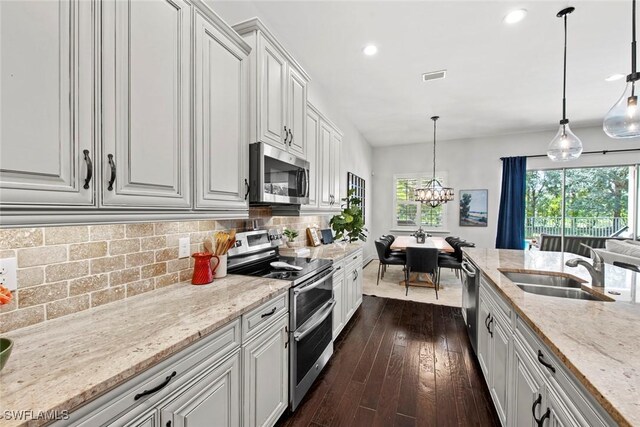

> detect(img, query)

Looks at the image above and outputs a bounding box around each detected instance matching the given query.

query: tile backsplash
[0,210,329,333]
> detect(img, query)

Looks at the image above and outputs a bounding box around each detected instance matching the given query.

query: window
[393,173,448,230]
[525,165,638,240]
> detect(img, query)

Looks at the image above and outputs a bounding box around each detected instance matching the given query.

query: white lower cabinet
[242,314,289,427]
[332,249,363,339]
[332,261,345,339]
[58,294,289,427]
[478,276,616,427]
[161,350,241,427]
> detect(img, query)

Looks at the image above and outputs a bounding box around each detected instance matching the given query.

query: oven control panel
[228,229,283,257]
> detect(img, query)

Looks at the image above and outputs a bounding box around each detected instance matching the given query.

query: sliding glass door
[525,164,638,243]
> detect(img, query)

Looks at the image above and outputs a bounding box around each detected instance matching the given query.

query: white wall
[208,1,375,261]
[372,126,640,249]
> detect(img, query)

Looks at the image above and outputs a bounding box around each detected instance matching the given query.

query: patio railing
[525,216,628,238]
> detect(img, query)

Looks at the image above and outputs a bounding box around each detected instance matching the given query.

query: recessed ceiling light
[362,44,378,56]
[605,73,625,82]
[504,9,527,24]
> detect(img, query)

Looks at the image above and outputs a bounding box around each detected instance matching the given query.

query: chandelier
[414,116,454,207]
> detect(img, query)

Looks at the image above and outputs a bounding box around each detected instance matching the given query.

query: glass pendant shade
[603,80,640,138]
[547,122,583,162]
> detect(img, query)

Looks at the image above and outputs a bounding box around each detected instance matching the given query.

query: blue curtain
[496,156,527,249]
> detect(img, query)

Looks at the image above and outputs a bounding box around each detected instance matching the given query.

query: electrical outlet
[0,258,18,291]
[178,237,190,258]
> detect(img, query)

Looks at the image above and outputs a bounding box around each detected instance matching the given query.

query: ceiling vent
[422,70,446,82]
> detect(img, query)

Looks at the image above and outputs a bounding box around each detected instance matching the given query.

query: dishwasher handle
[461,261,476,277]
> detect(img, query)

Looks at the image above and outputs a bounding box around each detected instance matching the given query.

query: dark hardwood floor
[277,296,500,427]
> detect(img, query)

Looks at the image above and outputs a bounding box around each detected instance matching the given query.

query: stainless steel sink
[500,271,610,302]
[501,271,584,289]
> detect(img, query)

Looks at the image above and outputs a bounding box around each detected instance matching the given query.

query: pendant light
[547,7,583,162]
[414,116,454,208]
[603,0,640,138]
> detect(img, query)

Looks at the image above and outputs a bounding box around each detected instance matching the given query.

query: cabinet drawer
[515,316,615,427]
[346,249,363,267]
[242,293,289,343]
[64,319,241,426]
[332,259,345,279]
[480,275,512,323]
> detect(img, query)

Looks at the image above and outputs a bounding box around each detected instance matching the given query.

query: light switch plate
[0,258,18,291]
[178,237,190,258]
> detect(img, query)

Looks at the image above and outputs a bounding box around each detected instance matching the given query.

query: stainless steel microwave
[249,142,310,205]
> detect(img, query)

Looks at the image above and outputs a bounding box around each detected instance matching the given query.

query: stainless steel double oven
[227,229,334,411]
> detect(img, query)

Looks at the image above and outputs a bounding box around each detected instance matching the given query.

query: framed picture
[459,189,488,227]
[306,227,321,246]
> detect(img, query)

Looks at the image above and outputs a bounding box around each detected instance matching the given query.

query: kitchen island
[464,248,640,427]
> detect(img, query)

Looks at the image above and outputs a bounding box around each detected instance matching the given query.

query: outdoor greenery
[395,175,444,227]
[526,167,629,218]
[330,189,367,243]
[525,166,630,238]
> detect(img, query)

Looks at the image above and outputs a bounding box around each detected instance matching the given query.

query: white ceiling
[219,1,633,147]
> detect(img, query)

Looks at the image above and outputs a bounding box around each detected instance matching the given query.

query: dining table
[389,235,455,288]
[390,235,455,253]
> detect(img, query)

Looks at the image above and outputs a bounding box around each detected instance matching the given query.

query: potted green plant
[282,227,302,248]
[329,189,368,243]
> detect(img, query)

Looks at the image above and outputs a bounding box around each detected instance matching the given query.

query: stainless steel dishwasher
[461,256,480,354]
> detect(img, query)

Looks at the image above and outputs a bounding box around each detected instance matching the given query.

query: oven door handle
[293,300,336,342]
[293,270,333,295]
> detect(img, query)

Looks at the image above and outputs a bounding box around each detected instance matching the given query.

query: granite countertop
[463,248,640,427]
[0,275,291,427]
[279,241,363,261]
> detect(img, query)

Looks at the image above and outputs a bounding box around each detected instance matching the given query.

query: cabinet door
[511,341,544,427]
[477,293,492,382]
[330,132,342,204]
[242,316,289,427]
[344,265,357,322]
[490,313,510,425]
[332,272,345,339]
[0,0,94,207]
[112,409,159,427]
[258,34,287,149]
[101,0,191,208]
[162,351,241,427]
[318,122,333,208]
[286,67,307,158]
[354,265,363,309]
[545,385,583,427]
[305,107,319,207]
[194,11,248,210]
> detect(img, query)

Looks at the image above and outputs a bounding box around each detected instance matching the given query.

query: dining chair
[374,239,406,285]
[405,247,439,298]
[438,241,475,283]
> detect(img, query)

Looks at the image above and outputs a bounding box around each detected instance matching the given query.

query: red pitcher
[191,252,220,285]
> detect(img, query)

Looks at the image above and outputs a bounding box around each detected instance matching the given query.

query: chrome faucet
[565,247,605,287]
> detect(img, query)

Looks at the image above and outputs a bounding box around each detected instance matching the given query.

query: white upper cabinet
[287,67,307,158]
[305,106,320,207]
[331,131,342,206]
[258,35,287,149]
[0,0,95,207]
[101,0,191,208]
[233,18,310,159]
[193,7,250,210]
